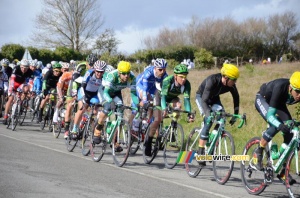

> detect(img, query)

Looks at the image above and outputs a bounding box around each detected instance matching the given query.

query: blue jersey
[136,66,168,102]
[32,69,42,94]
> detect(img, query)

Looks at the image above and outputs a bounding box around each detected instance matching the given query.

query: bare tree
[94,29,120,55]
[31,0,104,52]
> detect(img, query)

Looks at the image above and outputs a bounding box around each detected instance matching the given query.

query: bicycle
[40,90,56,131]
[185,109,246,185]
[143,106,195,169]
[30,92,42,122]
[52,97,67,138]
[90,103,132,167]
[130,104,152,155]
[6,90,30,131]
[240,120,300,197]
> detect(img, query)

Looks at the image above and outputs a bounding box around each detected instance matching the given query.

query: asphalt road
[0,117,290,198]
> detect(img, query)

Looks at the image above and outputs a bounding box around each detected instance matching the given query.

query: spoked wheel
[163,124,184,169]
[285,150,300,198]
[90,125,106,162]
[31,97,41,122]
[81,118,94,156]
[213,131,235,185]
[65,133,78,152]
[40,105,50,131]
[52,121,62,138]
[112,120,131,167]
[130,129,144,155]
[142,126,161,164]
[185,127,202,178]
[12,103,20,131]
[240,137,267,195]
[19,100,28,126]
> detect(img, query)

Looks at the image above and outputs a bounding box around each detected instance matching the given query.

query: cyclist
[42,63,52,78]
[195,63,240,165]
[1,58,12,79]
[93,61,138,152]
[52,62,71,126]
[144,64,194,156]
[63,55,98,138]
[253,71,300,181]
[70,60,107,139]
[37,63,63,123]
[131,58,168,130]
[0,65,9,117]
[29,60,43,111]
[2,59,34,125]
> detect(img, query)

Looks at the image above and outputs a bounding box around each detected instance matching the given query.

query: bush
[194,48,214,69]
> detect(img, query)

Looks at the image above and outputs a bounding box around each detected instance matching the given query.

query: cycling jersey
[160,75,192,112]
[42,69,62,93]
[0,72,8,92]
[196,73,239,117]
[32,69,42,94]
[136,66,168,103]
[4,66,12,79]
[9,66,34,95]
[57,71,72,92]
[102,70,138,105]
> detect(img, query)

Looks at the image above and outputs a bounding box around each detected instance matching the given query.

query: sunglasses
[120,72,130,76]
[53,69,61,72]
[291,86,300,94]
[95,70,104,74]
[157,68,165,72]
[177,74,187,79]
[21,66,29,69]
[228,77,237,82]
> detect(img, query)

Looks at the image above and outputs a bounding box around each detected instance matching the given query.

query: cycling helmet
[174,64,189,74]
[46,63,52,69]
[52,62,62,69]
[51,61,57,66]
[30,60,38,67]
[221,63,239,79]
[117,61,131,73]
[62,62,70,69]
[37,61,43,69]
[1,58,10,66]
[93,60,107,71]
[154,58,168,69]
[20,59,30,67]
[0,65,4,73]
[86,54,98,66]
[105,65,115,73]
[75,62,87,76]
[290,71,300,90]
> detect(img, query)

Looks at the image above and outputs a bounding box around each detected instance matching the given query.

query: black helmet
[86,54,98,66]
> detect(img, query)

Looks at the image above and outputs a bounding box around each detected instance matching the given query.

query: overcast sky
[0,0,299,55]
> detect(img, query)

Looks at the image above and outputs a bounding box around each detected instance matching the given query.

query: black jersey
[11,65,34,84]
[43,69,62,89]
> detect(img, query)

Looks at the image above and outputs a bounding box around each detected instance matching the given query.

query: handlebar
[211,111,246,128]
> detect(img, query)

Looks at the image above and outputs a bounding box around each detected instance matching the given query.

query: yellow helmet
[290,71,300,90]
[117,61,131,73]
[221,63,240,79]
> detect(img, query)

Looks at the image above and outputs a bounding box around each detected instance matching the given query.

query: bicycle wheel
[81,118,94,156]
[31,97,41,122]
[240,137,267,195]
[212,131,235,185]
[40,104,49,130]
[19,100,28,126]
[142,125,161,164]
[185,127,202,178]
[48,103,54,132]
[112,119,131,167]
[285,149,300,198]
[130,121,145,155]
[12,103,20,131]
[90,124,106,162]
[52,121,62,138]
[163,123,184,169]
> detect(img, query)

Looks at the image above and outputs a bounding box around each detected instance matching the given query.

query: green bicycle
[240,120,300,197]
[185,109,246,185]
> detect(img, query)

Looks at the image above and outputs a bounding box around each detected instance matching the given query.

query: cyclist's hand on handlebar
[229,117,237,125]
[187,113,195,123]
[278,123,290,133]
[205,115,214,125]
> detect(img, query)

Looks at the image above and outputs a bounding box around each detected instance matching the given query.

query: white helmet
[20,59,30,67]
[51,61,57,66]
[93,60,107,71]
[37,61,43,69]
[46,63,52,69]
[62,62,70,69]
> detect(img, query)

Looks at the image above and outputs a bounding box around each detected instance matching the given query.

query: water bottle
[271,143,287,160]
[132,117,141,132]
[141,120,148,131]
[206,130,218,147]
[106,121,112,134]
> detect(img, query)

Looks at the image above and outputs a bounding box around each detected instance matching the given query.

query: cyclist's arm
[160,77,172,111]
[141,72,151,104]
[201,79,214,117]
[183,81,192,112]
[129,75,139,110]
[230,85,240,114]
[266,107,281,128]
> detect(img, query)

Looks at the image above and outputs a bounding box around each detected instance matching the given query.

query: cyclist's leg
[64,96,75,138]
[3,94,14,124]
[93,100,110,144]
[71,99,87,138]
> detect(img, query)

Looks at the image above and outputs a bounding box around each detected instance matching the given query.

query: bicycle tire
[48,102,55,132]
[240,137,267,195]
[112,119,131,167]
[212,131,235,185]
[40,104,50,130]
[19,100,28,126]
[185,127,202,178]
[81,117,94,156]
[130,120,145,155]
[163,123,184,169]
[285,149,300,198]
[12,103,20,131]
[31,97,41,122]
[90,124,106,162]
[142,124,161,164]
[52,121,62,138]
